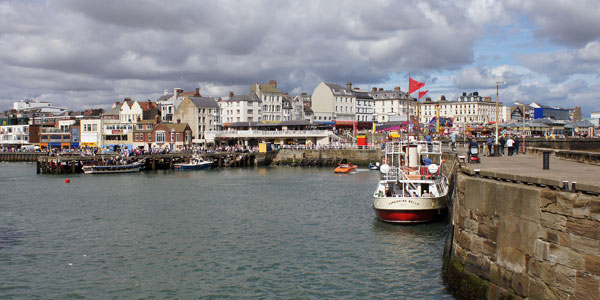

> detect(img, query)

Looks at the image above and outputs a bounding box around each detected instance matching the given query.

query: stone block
[498,245,526,274]
[464,217,478,234]
[576,182,600,195]
[548,244,585,270]
[555,264,577,294]
[489,262,514,287]
[539,177,563,189]
[585,254,600,276]
[496,172,518,182]
[477,223,497,242]
[570,234,600,256]
[456,230,472,249]
[528,278,560,300]
[573,194,592,219]
[556,191,576,216]
[541,212,567,232]
[528,259,556,285]
[511,273,530,297]
[591,199,600,222]
[541,189,559,213]
[498,216,540,254]
[497,181,541,222]
[575,271,599,300]
[534,239,549,261]
[567,217,600,240]
[482,240,497,259]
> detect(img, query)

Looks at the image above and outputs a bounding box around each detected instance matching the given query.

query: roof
[155,123,190,132]
[225,93,261,102]
[565,120,595,128]
[103,105,121,116]
[156,94,173,101]
[188,96,219,108]
[138,101,158,111]
[251,83,282,94]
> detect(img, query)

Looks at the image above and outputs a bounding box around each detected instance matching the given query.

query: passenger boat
[334,163,357,173]
[82,162,142,174]
[174,156,213,170]
[373,139,448,223]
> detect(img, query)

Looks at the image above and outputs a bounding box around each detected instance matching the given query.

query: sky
[0,0,599,116]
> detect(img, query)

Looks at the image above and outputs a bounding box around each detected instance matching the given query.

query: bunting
[418,90,429,99]
[408,77,425,94]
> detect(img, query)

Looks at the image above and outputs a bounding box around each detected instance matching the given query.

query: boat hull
[174,162,213,170]
[82,163,142,174]
[374,207,447,223]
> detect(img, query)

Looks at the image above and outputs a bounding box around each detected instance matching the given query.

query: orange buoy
[65,179,70,184]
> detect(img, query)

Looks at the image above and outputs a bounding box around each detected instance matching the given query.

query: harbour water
[1,163,454,299]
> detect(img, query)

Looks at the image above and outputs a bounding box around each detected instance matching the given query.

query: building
[591,112,600,126]
[219,91,262,124]
[148,122,192,150]
[119,98,159,123]
[533,106,570,120]
[251,80,284,122]
[156,88,197,123]
[13,99,68,115]
[173,93,220,145]
[291,93,310,121]
[132,119,156,150]
[371,87,415,122]
[419,92,501,126]
[80,117,102,148]
[311,81,356,122]
[0,124,29,148]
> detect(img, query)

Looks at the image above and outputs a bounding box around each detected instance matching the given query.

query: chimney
[394,86,401,91]
[164,89,169,96]
[229,91,234,99]
[346,81,352,90]
[195,88,200,96]
[462,92,467,97]
[268,80,277,88]
[301,92,307,97]
[372,87,377,92]
[177,119,181,124]
[174,88,183,96]
[124,97,131,102]
[379,88,383,91]
[441,95,446,101]
[354,87,359,90]
[426,97,432,101]
[474,91,478,97]
[154,115,160,124]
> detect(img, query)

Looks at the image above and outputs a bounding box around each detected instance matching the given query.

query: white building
[173,95,220,144]
[252,80,284,122]
[292,93,311,121]
[311,82,355,122]
[156,88,192,123]
[218,91,262,124]
[0,125,29,146]
[80,118,102,148]
[371,87,415,122]
[419,92,503,126]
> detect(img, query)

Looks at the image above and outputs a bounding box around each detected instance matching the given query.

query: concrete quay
[444,153,600,299]
[461,153,600,194]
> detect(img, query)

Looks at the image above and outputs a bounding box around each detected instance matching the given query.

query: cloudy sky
[0,0,599,115]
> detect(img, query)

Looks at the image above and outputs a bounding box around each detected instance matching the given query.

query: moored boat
[174,156,213,170]
[334,163,357,173]
[82,162,142,174]
[373,139,448,223]
[368,161,380,170]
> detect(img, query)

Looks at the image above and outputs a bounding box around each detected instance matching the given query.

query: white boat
[373,140,449,223]
[174,156,213,170]
[82,162,142,174]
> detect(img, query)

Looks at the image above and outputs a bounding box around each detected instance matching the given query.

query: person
[514,136,520,155]
[422,155,432,166]
[486,137,493,156]
[425,133,432,151]
[506,136,515,156]
[467,138,479,160]
[499,135,506,156]
[451,132,456,151]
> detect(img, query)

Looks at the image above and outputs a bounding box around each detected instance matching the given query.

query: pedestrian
[514,136,520,155]
[468,138,478,161]
[506,136,515,156]
[499,135,506,156]
[486,137,493,156]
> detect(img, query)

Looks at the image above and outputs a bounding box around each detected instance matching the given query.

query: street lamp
[495,81,506,144]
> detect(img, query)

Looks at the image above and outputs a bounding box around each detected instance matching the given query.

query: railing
[207,130,333,137]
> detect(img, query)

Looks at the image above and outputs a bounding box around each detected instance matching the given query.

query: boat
[368,161,380,170]
[82,161,142,174]
[334,163,357,173]
[174,156,213,170]
[373,139,449,223]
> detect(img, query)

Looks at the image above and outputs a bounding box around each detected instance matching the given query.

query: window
[156,131,165,143]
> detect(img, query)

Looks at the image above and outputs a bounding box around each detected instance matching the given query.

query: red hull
[374,207,447,223]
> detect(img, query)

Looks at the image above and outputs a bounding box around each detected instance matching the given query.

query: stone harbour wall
[273,149,382,166]
[446,172,600,299]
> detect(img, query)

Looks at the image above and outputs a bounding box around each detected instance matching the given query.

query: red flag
[409,77,425,94]
[418,90,428,99]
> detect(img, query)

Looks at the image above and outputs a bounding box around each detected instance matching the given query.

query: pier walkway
[460,153,600,194]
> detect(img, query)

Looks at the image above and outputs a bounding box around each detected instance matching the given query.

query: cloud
[516,40,600,82]
[454,66,522,89]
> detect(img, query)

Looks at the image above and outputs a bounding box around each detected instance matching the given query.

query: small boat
[334,163,357,173]
[368,161,380,170]
[174,156,213,170]
[373,139,449,223]
[82,162,142,174]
